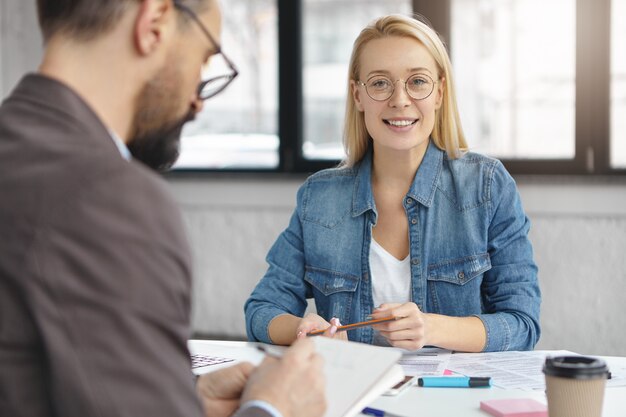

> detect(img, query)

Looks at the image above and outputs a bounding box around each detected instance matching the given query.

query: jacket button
[411,218,417,225]
[411,258,420,265]
[458,271,465,280]
[363,273,369,281]
[406,198,413,205]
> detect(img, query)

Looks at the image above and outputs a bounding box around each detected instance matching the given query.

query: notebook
[188,338,404,417]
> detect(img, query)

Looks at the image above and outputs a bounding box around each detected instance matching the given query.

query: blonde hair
[342,14,468,167]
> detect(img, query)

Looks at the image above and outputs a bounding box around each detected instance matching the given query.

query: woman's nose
[388,80,411,107]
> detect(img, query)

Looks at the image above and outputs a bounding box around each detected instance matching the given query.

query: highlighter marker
[417,376,491,388]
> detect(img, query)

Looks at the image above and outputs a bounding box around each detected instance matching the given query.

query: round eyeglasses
[357,73,437,101]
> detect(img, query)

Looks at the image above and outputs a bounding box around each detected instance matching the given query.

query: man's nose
[191,94,204,114]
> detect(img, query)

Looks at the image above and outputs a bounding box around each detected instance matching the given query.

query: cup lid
[543,356,609,380]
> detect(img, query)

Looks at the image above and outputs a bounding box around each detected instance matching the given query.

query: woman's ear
[435,76,445,109]
[350,79,365,112]
[133,0,174,56]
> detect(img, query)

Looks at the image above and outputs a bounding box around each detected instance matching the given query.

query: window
[173,0,413,172]
[174,0,279,170]
[451,0,576,160]
[611,0,626,168]
[302,0,412,161]
[411,0,624,175]
[171,0,624,175]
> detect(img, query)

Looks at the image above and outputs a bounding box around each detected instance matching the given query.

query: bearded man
[0,1,325,417]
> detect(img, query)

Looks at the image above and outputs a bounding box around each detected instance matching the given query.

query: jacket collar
[352,140,443,218]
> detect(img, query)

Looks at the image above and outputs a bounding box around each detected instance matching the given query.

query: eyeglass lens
[198,74,237,100]
[198,53,236,99]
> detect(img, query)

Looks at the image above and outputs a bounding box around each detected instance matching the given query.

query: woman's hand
[370,302,428,350]
[296,313,348,341]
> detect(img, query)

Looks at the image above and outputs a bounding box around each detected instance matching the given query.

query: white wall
[0,0,42,99]
[168,177,626,356]
[3,0,626,356]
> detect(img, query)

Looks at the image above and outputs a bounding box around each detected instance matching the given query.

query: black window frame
[169,0,625,176]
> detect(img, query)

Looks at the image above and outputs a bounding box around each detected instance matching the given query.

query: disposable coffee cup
[543,356,609,417]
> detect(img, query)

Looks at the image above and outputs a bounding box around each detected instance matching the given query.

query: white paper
[606,361,626,388]
[448,350,574,390]
[393,347,452,376]
[313,338,403,417]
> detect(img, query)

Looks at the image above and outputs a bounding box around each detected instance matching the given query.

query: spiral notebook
[188,337,404,417]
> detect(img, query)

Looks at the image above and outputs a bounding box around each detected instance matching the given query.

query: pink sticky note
[479,398,548,417]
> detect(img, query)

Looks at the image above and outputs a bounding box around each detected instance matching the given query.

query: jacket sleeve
[475,161,542,351]
[245,186,311,343]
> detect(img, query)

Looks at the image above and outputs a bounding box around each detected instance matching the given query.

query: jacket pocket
[427,253,491,285]
[304,266,359,322]
[426,253,491,315]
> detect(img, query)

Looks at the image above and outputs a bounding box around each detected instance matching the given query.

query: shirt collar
[108,130,132,161]
[406,140,443,207]
[352,140,443,217]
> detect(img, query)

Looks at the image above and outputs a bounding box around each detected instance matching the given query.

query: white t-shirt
[369,238,411,346]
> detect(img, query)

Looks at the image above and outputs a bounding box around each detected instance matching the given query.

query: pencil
[306,316,398,336]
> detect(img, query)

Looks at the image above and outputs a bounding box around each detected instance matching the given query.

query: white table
[362,355,626,417]
[188,341,626,417]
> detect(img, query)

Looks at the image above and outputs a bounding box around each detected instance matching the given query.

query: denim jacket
[245,141,541,351]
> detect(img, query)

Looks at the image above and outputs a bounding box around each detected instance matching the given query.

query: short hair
[36,0,210,42]
[342,14,468,167]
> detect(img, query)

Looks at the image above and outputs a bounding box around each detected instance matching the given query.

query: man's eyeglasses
[173,1,239,100]
[357,73,437,102]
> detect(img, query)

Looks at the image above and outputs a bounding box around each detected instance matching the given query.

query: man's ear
[350,79,365,112]
[134,0,174,56]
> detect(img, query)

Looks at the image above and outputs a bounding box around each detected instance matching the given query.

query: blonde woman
[245,14,540,352]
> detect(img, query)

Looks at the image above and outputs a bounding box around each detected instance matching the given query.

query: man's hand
[196,362,255,417]
[241,338,327,417]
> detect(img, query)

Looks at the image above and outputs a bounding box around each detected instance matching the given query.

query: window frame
[169,0,625,176]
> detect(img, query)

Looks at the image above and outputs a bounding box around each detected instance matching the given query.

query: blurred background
[2,0,625,355]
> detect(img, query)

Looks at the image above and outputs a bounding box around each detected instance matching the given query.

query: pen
[255,344,286,358]
[362,406,406,417]
[417,376,491,388]
[307,316,398,336]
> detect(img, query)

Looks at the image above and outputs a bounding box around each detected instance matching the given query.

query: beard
[127,67,196,172]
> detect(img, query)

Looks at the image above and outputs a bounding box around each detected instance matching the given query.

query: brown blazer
[0,74,203,417]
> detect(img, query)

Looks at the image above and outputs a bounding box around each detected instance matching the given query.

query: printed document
[393,347,452,376]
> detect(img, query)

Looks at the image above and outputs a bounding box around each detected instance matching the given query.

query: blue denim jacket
[245,141,541,351]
